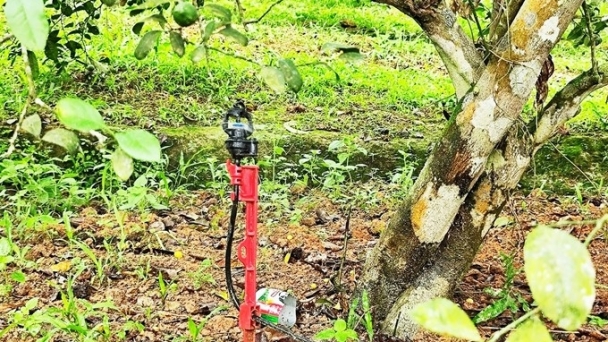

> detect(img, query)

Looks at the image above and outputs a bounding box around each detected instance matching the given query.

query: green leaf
[260,66,287,94]
[410,298,483,341]
[11,271,27,283]
[111,148,135,181]
[134,30,162,60]
[473,296,512,324]
[134,0,172,10]
[313,328,336,340]
[133,14,167,35]
[27,50,39,79]
[524,225,595,331]
[0,238,10,256]
[4,0,49,51]
[336,329,358,341]
[56,98,106,132]
[205,3,231,23]
[169,31,185,57]
[42,128,79,154]
[219,25,248,46]
[187,318,198,338]
[115,129,161,163]
[25,297,38,311]
[278,59,303,93]
[506,316,553,342]
[202,20,217,42]
[334,319,347,332]
[20,114,41,138]
[191,45,207,63]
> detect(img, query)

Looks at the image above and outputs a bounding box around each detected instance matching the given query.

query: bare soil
[1,189,607,342]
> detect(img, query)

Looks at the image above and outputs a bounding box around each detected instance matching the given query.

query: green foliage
[412,222,602,341]
[410,298,482,341]
[524,225,595,331]
[187,259,216,290]
[473,253,529,324]
[505,316,552,342]
[4,0,49,51]
[314,319,359,342]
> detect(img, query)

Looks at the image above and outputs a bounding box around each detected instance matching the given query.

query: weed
[186,305,228,342]
[473,253,530,324]
[187,259,217,290]
[315,318,359,342]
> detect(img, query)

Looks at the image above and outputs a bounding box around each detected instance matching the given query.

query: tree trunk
[362,0,596,339]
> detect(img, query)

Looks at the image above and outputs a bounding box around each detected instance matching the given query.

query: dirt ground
[1,189,607,342]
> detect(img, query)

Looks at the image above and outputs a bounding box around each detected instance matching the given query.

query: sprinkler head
[222,100,258,160]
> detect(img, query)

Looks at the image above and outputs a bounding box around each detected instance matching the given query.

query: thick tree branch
[383,123,535,339]
[373,0,484,98]
[364,0,586,324]
[533,63,608,145]
[488,0,526,44]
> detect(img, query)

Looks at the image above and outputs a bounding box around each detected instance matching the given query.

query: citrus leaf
[42,128,79,154]
[260,66,287,94]
[278,58,303,93]
[202,20,217,42]
[410,298,482,341]
[27,50,39,79]
[134,0,171,10]
[169,31,185,57]
[219,25,248,46]
[205,3,231,22]
[134,30,162,60]
[115,129,161,163]
[133,14,167,35]
[506,316,552,342]
[524,225,595,331]
[191,45,207,63]
[56,98,106,132]
[20,114,41,138]
[111,148,134,181]
[4,0,49,51]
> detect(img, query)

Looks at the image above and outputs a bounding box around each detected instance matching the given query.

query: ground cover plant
[1,0,608,341]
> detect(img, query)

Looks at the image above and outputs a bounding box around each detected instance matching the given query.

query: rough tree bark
[361,0,606,339]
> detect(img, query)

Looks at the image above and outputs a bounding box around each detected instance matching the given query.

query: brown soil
[1,189,607,342]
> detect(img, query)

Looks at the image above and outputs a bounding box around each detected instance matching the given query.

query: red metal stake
[227,160,259,342]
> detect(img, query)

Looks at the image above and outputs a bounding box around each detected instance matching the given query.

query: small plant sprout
[314,319,359,342]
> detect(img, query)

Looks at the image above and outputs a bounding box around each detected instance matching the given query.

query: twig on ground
[243,0,284,25]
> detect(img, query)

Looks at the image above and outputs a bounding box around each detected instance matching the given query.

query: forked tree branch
[533,63,608,146]
[373,0,484,98]
[488,0,525,44]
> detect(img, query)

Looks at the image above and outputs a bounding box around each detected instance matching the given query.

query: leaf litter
[0,189,607,341]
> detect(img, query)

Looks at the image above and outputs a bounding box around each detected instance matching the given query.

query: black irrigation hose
[225,183,241,311]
